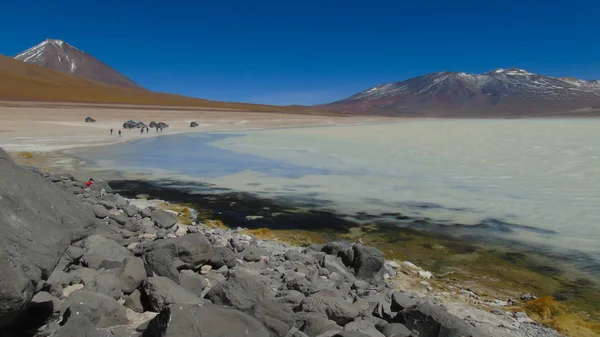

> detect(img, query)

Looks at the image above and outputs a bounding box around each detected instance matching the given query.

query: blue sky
[1,0,599,105]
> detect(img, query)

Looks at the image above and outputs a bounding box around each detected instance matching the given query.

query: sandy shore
[0,102,394,152]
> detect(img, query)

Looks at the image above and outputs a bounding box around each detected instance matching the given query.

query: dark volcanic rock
[124,289,144,313]
[143,248,181,284]
[205,267,271,308]
[297,290,360,326]
[179,270,208,296]
[92,204,110,218]
[151,209,178,229]
[142,304,270,337]
[60,290,128,328]
[142,233,214,284]
[379,323,412,337]
[54,310,116,337]
[394,301,485,337]
[0,147,94,329]
[81,235,133,269]
[242,300,295,337]
[141,276,206,312]
[297,312,342,337]
[208,246,237,269]
[351,245,385,283]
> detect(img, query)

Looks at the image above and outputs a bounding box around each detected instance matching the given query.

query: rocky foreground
[0,147,562,337]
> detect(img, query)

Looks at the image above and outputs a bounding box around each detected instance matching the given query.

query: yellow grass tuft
[522,297,600,337]
[205,219,228,230]
[159,203,192,225]
[243,228,276,241]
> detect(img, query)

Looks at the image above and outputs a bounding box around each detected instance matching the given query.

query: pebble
[62,284,84,298]
[200,265,212,275]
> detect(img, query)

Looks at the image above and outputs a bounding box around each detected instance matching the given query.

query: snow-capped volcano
[14,39,142,89]
[323,69,600,117]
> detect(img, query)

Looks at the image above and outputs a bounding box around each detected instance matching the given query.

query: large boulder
[54,310,115,337]
[394,301,486,337]
[0,147,94,329]
[151,209,178,229]
[351,245,385,284]
[80,235,134,270]
[242,300,295,337]
[205,267,271,308]
[142,233,213,283]
[178,270,208,296]
[141,276,206,312]
[142,304,270,337]
[297,290,360,326]
[60,290,128,328]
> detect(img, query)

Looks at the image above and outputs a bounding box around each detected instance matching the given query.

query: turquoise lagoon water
[68,119,600,273]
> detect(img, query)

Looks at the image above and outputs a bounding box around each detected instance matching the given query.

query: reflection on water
[69,119,600,270]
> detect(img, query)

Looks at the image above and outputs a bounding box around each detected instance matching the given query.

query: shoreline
[9,141,600,323]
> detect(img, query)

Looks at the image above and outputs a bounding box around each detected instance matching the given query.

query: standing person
[156,126,159,132]
[146,127,149,134]
[110,128,113,135]
[140,128,144,135]
[118,130,122,138]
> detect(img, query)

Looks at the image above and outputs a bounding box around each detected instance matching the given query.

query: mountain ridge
[322,68,600,117]
[14,39,142,89]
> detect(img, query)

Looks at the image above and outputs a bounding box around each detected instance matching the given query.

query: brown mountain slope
[322,69,600,117]
[0,55,322,113]
[14,39,142,89]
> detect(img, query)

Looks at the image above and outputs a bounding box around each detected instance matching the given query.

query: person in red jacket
[85,178,95,187]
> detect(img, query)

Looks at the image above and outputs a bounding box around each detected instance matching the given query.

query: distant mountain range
[322,68,600,117]
[6,39,600,117]
[14,39,142,89]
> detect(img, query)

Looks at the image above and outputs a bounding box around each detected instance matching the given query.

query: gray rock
[352,245,385,284]
[379,323,412,337]
[390,291,419,312]
[141,304,270,337]
[118,256,147,294]
[179,270,208,296]
[286,277,318,296]
[151,209,178,229]
[205,267,271,308]
[208,246,237,269]
[141,208,152,218]
[243,245,262,261]
[124,289,144,313]
[88,178,113,193]
[81,235,133,270]
[230,237,245,252]
[143,248,180,283]
[54,310,116,337]
[0,147,94,329]
[322,255,355,282]
[123,204,139,217]
[98,199,117,210]
[142,233,214,282]
[298,290,360,326]
[92,204,110,218]
[69,267,100,286]
[321,241,352,256]
[109,213,129,226]
[26,291,62,327]
[86,269,124,299]
[275,290,305,306]
[298,312,342,337]
[141,276,206,312]
[394,301,486,337]
[61,290,128,328]
[343,318,385,337]
[242,300,295,337]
